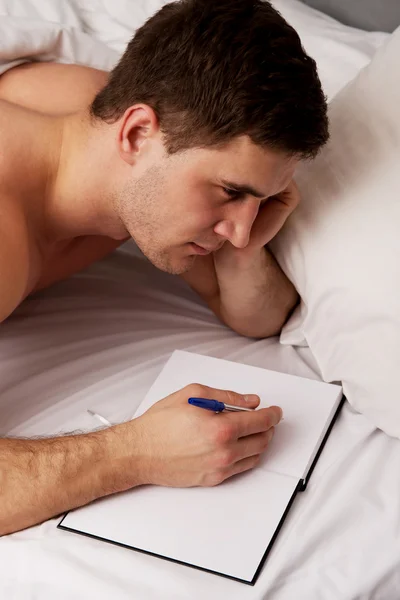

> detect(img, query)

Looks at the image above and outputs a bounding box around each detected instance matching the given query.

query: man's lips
[190,242,223,255]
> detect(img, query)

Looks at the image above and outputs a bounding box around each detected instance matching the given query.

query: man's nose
[213,200,258,249]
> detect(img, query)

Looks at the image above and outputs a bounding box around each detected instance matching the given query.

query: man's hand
[0,384,282,535]
[182,181,300,338]
[256,180,300,244]
[128,383,282,487]
[223,180,300,257]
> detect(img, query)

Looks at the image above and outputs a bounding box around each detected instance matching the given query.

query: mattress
[1,2,399,599]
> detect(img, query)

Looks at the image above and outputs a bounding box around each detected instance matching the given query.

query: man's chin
[148,252,196,275]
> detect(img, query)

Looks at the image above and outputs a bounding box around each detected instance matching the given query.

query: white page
[134,351,342,480]
[61,468,299,583]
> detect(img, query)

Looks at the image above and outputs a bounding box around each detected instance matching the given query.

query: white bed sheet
[2,244,400,600]
[0,1,399,599]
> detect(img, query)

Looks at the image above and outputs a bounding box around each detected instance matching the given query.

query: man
[0,0,328,535]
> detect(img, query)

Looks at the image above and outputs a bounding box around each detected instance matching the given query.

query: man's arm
[0,233,125,535]
[181,182,300,339]
[181,247,297,338]
[215,247,298,338]
[0,386,280,536]
[0,233,134,535]
[0,428,134,535]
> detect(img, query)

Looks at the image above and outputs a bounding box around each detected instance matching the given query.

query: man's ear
[117,104,159,166]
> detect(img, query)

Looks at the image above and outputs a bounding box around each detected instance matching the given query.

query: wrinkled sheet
[0,2,399,599]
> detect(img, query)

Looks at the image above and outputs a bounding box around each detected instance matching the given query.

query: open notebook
[59,351,344,585]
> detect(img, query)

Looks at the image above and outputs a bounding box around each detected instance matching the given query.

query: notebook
[58,350,344,585]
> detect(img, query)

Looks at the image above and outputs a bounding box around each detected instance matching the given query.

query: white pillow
[270,27,400,438]
[272,0,389,100]
[73,0,389,100]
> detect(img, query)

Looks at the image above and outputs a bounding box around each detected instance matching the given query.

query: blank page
[60,468,299,584]
[134,351,343,480]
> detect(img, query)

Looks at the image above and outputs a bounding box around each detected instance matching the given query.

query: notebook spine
[299,395,346,492]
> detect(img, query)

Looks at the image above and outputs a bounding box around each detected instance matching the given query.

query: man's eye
[222,188,243,201]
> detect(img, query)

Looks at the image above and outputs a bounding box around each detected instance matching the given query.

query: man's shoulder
[0,62,108,116]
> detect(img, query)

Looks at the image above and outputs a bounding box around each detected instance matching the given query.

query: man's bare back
[0,62,123,314]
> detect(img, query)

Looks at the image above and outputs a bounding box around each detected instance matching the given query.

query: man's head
[90,0,329,274]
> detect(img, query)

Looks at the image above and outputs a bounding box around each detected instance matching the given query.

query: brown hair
[90,0,329,158]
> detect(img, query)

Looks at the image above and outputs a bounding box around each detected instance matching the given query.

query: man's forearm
[0,425,140,536]
[213,247,298,338]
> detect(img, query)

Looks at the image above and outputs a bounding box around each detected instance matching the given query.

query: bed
[1,1,400,599]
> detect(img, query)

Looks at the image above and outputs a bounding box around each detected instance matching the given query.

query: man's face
[116,136,298,274]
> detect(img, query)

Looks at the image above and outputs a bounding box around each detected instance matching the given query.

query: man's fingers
[250,179,300,247]
[272,180,301,210]
[222,454,261,481]
[252,197,293,243]
[234,427,275,461]
[227,405,282,438]
[223,428,276,480]
[182,383,261,409]
[219,389,260,409]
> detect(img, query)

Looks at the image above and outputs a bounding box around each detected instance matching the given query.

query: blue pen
[188,397,254,413]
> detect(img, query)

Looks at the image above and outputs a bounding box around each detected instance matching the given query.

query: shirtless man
[0,0,328,535]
